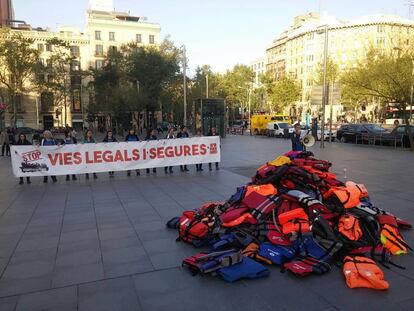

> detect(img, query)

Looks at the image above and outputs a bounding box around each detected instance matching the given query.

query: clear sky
[13,0,409,74]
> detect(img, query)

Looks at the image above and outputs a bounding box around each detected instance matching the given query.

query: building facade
[266,12,414,123]
[249,57,266,87]
[0,0,13,26]
[1,2,160,130]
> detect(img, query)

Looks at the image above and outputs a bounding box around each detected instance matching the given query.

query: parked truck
[250,114,290,135]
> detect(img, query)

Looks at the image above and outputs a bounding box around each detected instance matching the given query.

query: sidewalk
[0,135,413,310]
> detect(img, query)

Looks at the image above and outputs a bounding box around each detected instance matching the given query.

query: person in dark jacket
[16,134,32,184]
[164,127,175,174]
[208,127,219,171]
[103,130,117,177]
[145,129,158,174]
[177,126,190,172]
[63,131,78,181]
[291,123,306,151]
[195,129,203,172]
[125,129,140,177]
[83,130,98,179]
[41,130,58,183]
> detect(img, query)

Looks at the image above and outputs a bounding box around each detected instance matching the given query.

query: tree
[0,29,39,127]
[266,75,301,113]
[34,38,75,127]
[341,48,414,149]
[314,58,339,86]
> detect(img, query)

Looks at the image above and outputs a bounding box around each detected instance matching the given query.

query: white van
[266,122,293,137]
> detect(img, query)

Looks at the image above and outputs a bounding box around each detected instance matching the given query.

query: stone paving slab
[0,135,413,310]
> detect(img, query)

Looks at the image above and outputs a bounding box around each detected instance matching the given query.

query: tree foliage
[265,75,301,112]
[0,29,39,127]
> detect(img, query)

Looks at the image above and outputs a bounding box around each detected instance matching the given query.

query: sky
[13,0,410,74]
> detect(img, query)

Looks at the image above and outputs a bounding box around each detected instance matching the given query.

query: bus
[384,106,414,125]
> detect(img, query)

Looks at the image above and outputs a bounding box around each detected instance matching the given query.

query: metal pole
[206,74,209,99]
[182,46,187,126]
[248,86,252,135]
[36,97,39,129]
[410,58,414,122]
[329,82,334,143]
[320,24,329,148]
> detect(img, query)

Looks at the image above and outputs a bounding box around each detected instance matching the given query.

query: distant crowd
[0,126,220,185]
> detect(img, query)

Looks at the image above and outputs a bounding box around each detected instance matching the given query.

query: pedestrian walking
[0,129,10,156]
[164,128,175,174]
[16,134,32,184]
[103,130,117,177]
[177,126,190,172]
[83,130,98,180]
[195,129,203,172]
[208,127,219,171]
[145,129,158,174]
[41,130,58,183]
[63,131,78,181]
[125,129,140,176]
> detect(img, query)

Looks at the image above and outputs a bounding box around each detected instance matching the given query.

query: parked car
[382,125,414,148]
[336,123,389,143]
[300,125,336,141]
[266,122,293,137]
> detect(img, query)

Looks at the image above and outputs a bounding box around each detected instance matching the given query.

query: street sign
[311,84,341,105]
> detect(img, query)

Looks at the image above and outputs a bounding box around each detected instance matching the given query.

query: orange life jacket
[222,213,257,227]
[338,214,363,241]
[343,256,389,290]
[346,181,369,199]
[242,242,273,265]
[278,208,310,235]
[302,166,337,180]
[323,182,361,209]
[245,184,277,197]
[380,224,412,255]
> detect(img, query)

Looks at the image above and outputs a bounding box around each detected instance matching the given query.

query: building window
[136,34,142,43]
[95,60,103,70]
[41,92,54,112]
[376,37,385,45]
[46,44,52,52]
[109,32,115,41]
[377,25,385,33]
[70,46,80,57]
[95,45,103,56]
[149,35,155,44]
[72,88,81,111]
[37,43,44,52]
[95,30,101,40]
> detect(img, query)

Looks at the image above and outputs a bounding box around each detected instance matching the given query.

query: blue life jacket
[258,242,296,265]
[218,257,269,282]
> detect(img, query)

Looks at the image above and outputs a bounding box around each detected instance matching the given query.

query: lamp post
[206,74,209,99]
[319,24,329,148]
[181,45,187,126]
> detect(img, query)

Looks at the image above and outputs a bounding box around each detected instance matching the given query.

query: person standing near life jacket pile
[125,129,140,177]
[145,129,158,174]
[0,129,10,156]
[16,134,32,185]
[63,131,78,181]
[83,130,98,180]
[41,130,58,183]
[208,127,219,171]
[164,127,175,174]
[291,123,306,152]
[177,126,190,172]
[195,129,203,172]
[103,130,117,177]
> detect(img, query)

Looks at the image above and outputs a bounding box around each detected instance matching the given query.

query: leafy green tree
[0,29,39,127]
[266,75,301,113]
[341,49,414,149]
[314,58,339,86]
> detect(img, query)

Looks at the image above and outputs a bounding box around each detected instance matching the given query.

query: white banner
[11,137,220,177]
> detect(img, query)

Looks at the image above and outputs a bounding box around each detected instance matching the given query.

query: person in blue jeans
[177,126,190,172]
[41,130,58,183]
[125,129,140,177]
[63,131,78,181]
[83,130,98,179]
[103,130,117,177]
[145,129,158,174]
[208,127,219,171]
[195,129,203,172]
[164,127,175,174]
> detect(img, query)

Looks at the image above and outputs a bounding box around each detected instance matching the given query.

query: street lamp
[317,24,329,148]
[181,45,187,126]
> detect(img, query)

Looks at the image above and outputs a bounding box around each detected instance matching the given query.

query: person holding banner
[164,128,175,174]
[83,130,98,180]
[16,134,32,184]
[63,131,78,181]
[208,127,220,171]
[145,129,158,174]
[41,130,58,183]
[103,130,117,177]
[195,129,204,172]
[125,129,140,177]
[177,126,190,172]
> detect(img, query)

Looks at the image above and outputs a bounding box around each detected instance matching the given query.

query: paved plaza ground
[0,135,413,311]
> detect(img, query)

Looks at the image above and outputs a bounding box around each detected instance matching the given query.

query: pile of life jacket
[166,151,412,290]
